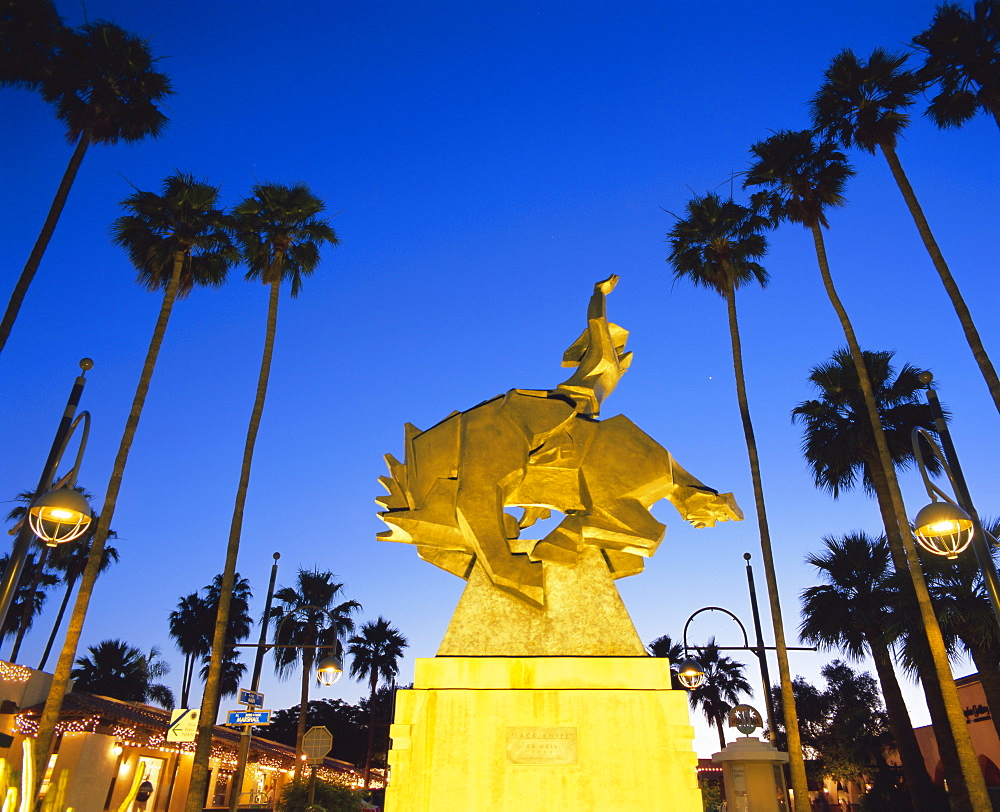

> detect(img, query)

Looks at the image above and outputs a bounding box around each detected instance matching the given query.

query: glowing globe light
[28,487,92,546]
[316,655,344,686]
[676,657,705,690]
[913,500,974,559]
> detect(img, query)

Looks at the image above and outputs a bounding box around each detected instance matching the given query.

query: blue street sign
[238,688,264,708]
[226,709,271,726]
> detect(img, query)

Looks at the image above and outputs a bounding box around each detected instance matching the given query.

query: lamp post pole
[743,553,777,740]
[0,358,92,635]
[228,552,281,812]
[920,373,1000,628]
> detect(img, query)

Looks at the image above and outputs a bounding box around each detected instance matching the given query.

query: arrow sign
[226,709,271,726]
[302,725,333,764]
[238,688,264,708]
[167,708,200,742]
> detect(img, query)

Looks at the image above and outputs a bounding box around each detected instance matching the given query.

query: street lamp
[910,371,1000,629]
[0,359,94,634]
[316,655,344,686]
[681,603,814,742]
[675,656,706,689]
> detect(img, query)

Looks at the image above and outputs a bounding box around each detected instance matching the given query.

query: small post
[228,552,281,812]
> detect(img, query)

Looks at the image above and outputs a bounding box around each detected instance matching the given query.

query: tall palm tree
[169,592,212,708]
[666,191,811,800]
[812,48,1000,417]
[745,130,989,812]
[201,574,252,700]
[37,530,120,671]
[188,183,337,809]
[685,639,752,751]
[269,568,360,782]
[0,21,172,354]
[32,172,236,797]
[170,574,252,706]
[912,0,1000,130]
[792,347,972,808]
[70,639,174,707]
[348,617,408,788]
[800,532,939,806]
[647,634,685,690]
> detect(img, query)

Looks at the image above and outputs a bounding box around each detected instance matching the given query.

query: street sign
[226,709,272,726]
[302,725,333,764]
[238,688,264,708]
[167,708,200,742]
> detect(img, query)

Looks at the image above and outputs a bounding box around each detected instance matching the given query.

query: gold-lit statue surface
[378,276,741,655]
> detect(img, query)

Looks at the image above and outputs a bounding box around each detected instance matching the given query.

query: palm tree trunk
[0,132,91,355]
[968,644,1000,740]
[723,285,810,812]
[295,645,314,783]
[868,638,940,810]
[364,675,378,788]
[716,716,727,751]
[38,574,76,670]
[187,276,282,811]
[31,249,185,801]
[809,221,990,812]
[879,143,1000,416]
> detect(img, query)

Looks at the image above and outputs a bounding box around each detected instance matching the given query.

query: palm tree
[666,191,811,800]
[169,592,212,708]
[0,0,64,89]
[37,530,120,670]
[647,634,685,690]
[0,553,57,653]
[32,172,236,797]
[170,574,252,706]
[800,532,938,806]
[746,130,989,812]
[684,639,752,751]
[912,0,1000,130]
[201,574,252,700]
[188,183,338,808]
[811,48,1000,418]
[348,617,408,788]
[70,639,174,707]
[792,348,938,551]
[0,21,172,354]
[269,568,360,782]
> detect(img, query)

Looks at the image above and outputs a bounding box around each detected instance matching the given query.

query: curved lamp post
[0,359,94,635]
[911,371,1000,630]
[681,600,815,743]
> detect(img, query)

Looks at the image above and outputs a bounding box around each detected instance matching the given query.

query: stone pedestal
[386,657,702,811]
[712,737,790,812]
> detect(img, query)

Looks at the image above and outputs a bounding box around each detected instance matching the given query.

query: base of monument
[385,657,703,811]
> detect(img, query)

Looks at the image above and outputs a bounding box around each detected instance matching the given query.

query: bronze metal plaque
[506,727,578,765]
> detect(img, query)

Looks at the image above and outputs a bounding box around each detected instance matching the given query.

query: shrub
[275,778,363,812]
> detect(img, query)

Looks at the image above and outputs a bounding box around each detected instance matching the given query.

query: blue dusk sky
[2,1,998,757]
